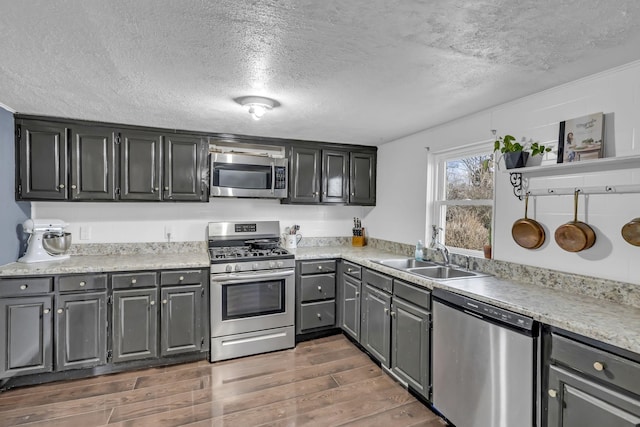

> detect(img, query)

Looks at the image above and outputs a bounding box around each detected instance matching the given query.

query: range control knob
[235,264,242,272]
[269,261,276,269]
[276,261,284,268]
[253,263,259,270]
[225,264,233,273]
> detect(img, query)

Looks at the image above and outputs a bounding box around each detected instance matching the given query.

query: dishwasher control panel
[433,288,535,331]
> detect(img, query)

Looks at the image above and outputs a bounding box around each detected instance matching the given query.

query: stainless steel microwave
[210,152,288,198]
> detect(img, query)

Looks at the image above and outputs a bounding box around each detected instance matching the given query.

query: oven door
[210,268,295,337]
[210,153,287,198]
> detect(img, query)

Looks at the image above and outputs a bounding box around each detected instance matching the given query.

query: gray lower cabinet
[160,285,203,356]
[360,283,392,367]
[296,260,337,334]
[55,292,107,370]
[0,295,53,379]
[339,261,362,342]
[112,288,159,363]
[546,332,640,427]
[390,280,431,398]
[16,120,69,200]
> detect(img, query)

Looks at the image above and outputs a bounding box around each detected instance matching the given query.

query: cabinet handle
[317,286,322,292]
[317,266,323,270]
[58,184,65,189]
[43,308,50,314]
[154,187,159,191]
[351,192,354,196]
[57,308,63,314]
[355,291,360,297]
[384,308,389,315]
[179,276,184,281]
[131,279,137,284]
[313,192,318,196]
[593,361,605,371]
[323,192,326,195]
[548,389,557,398]
[20,284,28,290]
[71,184,77,189]
[390,311,396,318]
[164,186,170,191]
[150,301,155,306]
[162,299,168,304]
[79,281,86,287]
[316,313,322,319]
[347,268,352,272]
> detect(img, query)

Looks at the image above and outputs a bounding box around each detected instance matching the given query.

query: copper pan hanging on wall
[621,217,640,246]
[554,190,596,252]
[512,193,545,249]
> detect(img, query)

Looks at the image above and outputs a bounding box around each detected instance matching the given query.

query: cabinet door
[361,284,391,367]
[289,146,321,203]
[164,135,208,201]
[391,297,430,398]
[322,150,348,203]
[17,121,68,200]
[0,296,53,379]
[55,292,107,371]
[349,151,376,205]
[548,365,640,427]
[160,285,202,357]
[112,289,158,362]
[120,131,162,201]
[70,126,117,200]
[341,276,361,341]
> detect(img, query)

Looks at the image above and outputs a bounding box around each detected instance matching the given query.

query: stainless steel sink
[407,266,486,280]
[370,257,488,281]
[372,258,438,269]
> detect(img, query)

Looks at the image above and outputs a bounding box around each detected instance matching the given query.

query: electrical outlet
[79,226,92,240]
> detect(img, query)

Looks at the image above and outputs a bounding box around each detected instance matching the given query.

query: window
[427,143,494,254]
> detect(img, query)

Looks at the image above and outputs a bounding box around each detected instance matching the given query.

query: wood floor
[0,334,445,427]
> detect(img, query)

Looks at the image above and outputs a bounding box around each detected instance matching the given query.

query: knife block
[352,228,366,247]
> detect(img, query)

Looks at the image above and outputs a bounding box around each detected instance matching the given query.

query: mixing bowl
[42,232,72,255]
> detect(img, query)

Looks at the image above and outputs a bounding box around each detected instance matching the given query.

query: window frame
[426,141,496,257]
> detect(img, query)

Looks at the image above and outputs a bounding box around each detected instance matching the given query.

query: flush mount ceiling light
[235,96,280,121]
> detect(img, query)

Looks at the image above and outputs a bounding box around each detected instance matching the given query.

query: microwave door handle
[271,161,275,194]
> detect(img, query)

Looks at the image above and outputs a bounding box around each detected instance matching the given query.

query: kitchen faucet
[430,226,450,266]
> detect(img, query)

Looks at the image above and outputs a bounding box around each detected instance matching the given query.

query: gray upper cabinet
[164,135,208,201]
[0,296,53,379]
[120,131,163,201]
[322,150,349,203]
[112,288,159,363]
[16,120,69,200]
[70,126,117,200]
[290,146,321,203]
[55,292,107,371]
[349,151,376,205]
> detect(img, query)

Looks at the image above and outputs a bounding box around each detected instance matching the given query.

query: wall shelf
[505,154,640,199]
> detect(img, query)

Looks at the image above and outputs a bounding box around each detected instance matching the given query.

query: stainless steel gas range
[207,221,295,362]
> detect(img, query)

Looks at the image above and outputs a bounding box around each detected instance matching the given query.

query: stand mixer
[18,219,72,263]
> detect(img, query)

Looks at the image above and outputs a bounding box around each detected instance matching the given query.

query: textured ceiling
[1,1,640,145]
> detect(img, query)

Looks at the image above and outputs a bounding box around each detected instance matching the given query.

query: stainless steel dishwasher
[432,288,539,427]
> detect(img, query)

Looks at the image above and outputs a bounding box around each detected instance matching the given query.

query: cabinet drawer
[57,274,107,292]
[300,274,335,302]
[363,268,392,293]
[112,272,157,289]
[0,277,52,297]
[551,333,640,396]
[160,270,203,286]
[343,261,362,279]
[299,260,336,275]
[394,280,430,310]
[299,301,335,331]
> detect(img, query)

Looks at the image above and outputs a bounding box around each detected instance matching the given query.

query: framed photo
[557,112,604,163]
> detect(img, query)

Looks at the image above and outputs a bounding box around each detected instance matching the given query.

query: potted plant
[526,141,552,167]
[494,134,528,169]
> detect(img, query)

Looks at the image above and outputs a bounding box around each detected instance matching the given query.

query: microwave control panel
[275,167,286,189]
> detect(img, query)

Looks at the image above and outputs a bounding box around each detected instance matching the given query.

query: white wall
[33,199,372,243]
[368,60,640,284]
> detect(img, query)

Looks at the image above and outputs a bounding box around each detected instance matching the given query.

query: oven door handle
[211,269,295,285]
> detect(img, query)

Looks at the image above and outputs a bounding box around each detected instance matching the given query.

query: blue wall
[0,107,29,265]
